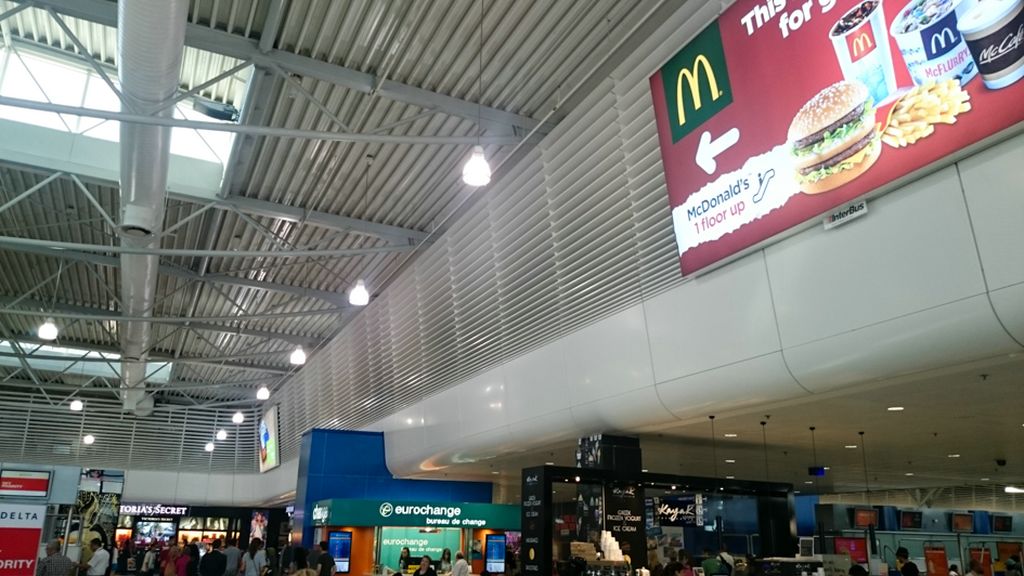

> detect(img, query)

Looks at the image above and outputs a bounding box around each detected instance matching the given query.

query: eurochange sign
[312,499,520,530]
[651,0,1024,276]
[0,503,46,576]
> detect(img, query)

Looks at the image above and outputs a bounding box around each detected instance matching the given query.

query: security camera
[996,459,1007,467]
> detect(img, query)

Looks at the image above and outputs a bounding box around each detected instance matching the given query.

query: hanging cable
[859,431,871,503]
[761,417,770,481]
[710,415,719,479]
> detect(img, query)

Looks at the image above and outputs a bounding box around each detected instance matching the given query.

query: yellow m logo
[675,54,720,127]
[852,33,874,56]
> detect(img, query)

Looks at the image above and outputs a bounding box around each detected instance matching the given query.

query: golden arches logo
[852,32,874,56]
[674,54,721,127]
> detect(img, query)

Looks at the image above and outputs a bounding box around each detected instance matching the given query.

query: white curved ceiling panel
[457,371,510,438]
[958,134,1024,291]
[562,305,655,399]
[655,352,807,420]
[503,340,571,424]
[644,251,781,383]
[784,295,1020,393]
[989,284,1024,347]
[765,165,986,349]
[569,385,677,432]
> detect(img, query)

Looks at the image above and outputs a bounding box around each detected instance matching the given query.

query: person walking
[451,553,469,576]
[242,539,266,576]
[199,540,226,576]
[81,539,110,576]
[313,543,334,576]
[306,545,320,576]
[37,540,75,576]
[223,540,242,576]
[141,544,159,576]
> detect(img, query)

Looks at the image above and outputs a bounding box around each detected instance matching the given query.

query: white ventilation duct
[117,0,188,416]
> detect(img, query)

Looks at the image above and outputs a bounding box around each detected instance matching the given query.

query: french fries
[881,79,971,148]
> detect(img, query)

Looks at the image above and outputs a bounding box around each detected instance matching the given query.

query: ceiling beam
[0,298,319,348]
[0,242,351,306]
[15,0,547,135]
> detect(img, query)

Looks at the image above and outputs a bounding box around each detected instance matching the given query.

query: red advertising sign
[651,0,1024,276]
[969,548,993,576]
[0,470,51,498]
[835,537,869,563]
[924,546,949,576]
[0,503,46,576]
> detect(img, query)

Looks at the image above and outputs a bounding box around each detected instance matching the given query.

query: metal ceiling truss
[0,297,320,348]
[12,0,547,135]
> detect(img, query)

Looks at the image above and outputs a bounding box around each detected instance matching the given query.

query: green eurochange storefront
[311,499,521,575]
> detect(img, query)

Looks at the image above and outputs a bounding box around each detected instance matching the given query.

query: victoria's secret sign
[119,504,189,516]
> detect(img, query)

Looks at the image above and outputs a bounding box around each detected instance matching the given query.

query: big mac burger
[789,80,881,194]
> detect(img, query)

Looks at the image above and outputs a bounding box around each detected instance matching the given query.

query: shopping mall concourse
[0,1,1021,576]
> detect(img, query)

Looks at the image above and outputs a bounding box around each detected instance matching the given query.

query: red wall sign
[651,0,1024,276]
[0,503,46,576]
[0,470,51,498]
[924,546,949,576]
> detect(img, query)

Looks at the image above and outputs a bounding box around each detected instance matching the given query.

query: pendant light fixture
[256,386,270,401]
[232,411,245,424]
[462,0,491,187]
[38,317,59,341]
[204,442,215,452]
[349,155,372,307]
[70,399,84,412]
[39,263,63,341]
[216,429,227,441]
[290,346,306,365]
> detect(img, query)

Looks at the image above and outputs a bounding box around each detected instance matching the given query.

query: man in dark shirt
[896,547,920,576]
[199,540,227,576]
[314,542,335,576]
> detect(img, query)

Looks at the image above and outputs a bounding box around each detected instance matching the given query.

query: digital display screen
[258,406,280,473]
[485,534,506,574]
[900,511,922,529]
[952,513,973,533]
[250,510,269,543]
[329,531,352,574]
[853,508,877,528]
[992,516,1012,533]
[834,537,868,563]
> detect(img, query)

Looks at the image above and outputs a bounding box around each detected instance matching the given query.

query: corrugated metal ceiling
[0,0,672,473]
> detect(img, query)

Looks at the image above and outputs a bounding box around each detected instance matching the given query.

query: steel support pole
[0,96,522,145]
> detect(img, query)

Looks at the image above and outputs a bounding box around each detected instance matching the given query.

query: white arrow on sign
[695,127,740,175]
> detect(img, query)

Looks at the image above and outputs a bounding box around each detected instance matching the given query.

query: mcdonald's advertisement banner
[651,0,1024,276]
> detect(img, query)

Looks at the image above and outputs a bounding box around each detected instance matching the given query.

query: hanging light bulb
[204,442,215,452]
[256,386,270,401]
[69,399,84,412]
[216,429,227,441]
[290,346,307,365]
[82,434,95,445]
[462,145,491,186]
[348,280,370,306]
[38,318,58,341]
[232,411,244,424]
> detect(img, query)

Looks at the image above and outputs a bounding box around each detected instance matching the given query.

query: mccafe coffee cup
[958,0,1024,89]
[890,0,980,85]
[831,0,900,103]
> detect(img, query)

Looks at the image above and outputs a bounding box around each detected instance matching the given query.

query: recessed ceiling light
[1004,486,1024,494]
[491,471,500,475]
[204,442,215,452]
[216,429,227,441]
[232,411,244,424]
[947,454,961,458]
[794,490,801,494]
[724,433,738,438]
[642,469,649,472]
[725,476,735,480]
[981,477,990,481]
[905,472,914,476]
[804,481,813,485]
[845,445,858,449]
[574,476,580,482]
[887,406,905,412]
[671,485,677,490]
[544,462,554,466]
[725,459,736,463]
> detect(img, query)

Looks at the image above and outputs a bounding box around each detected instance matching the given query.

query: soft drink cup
[830,0,900,104]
